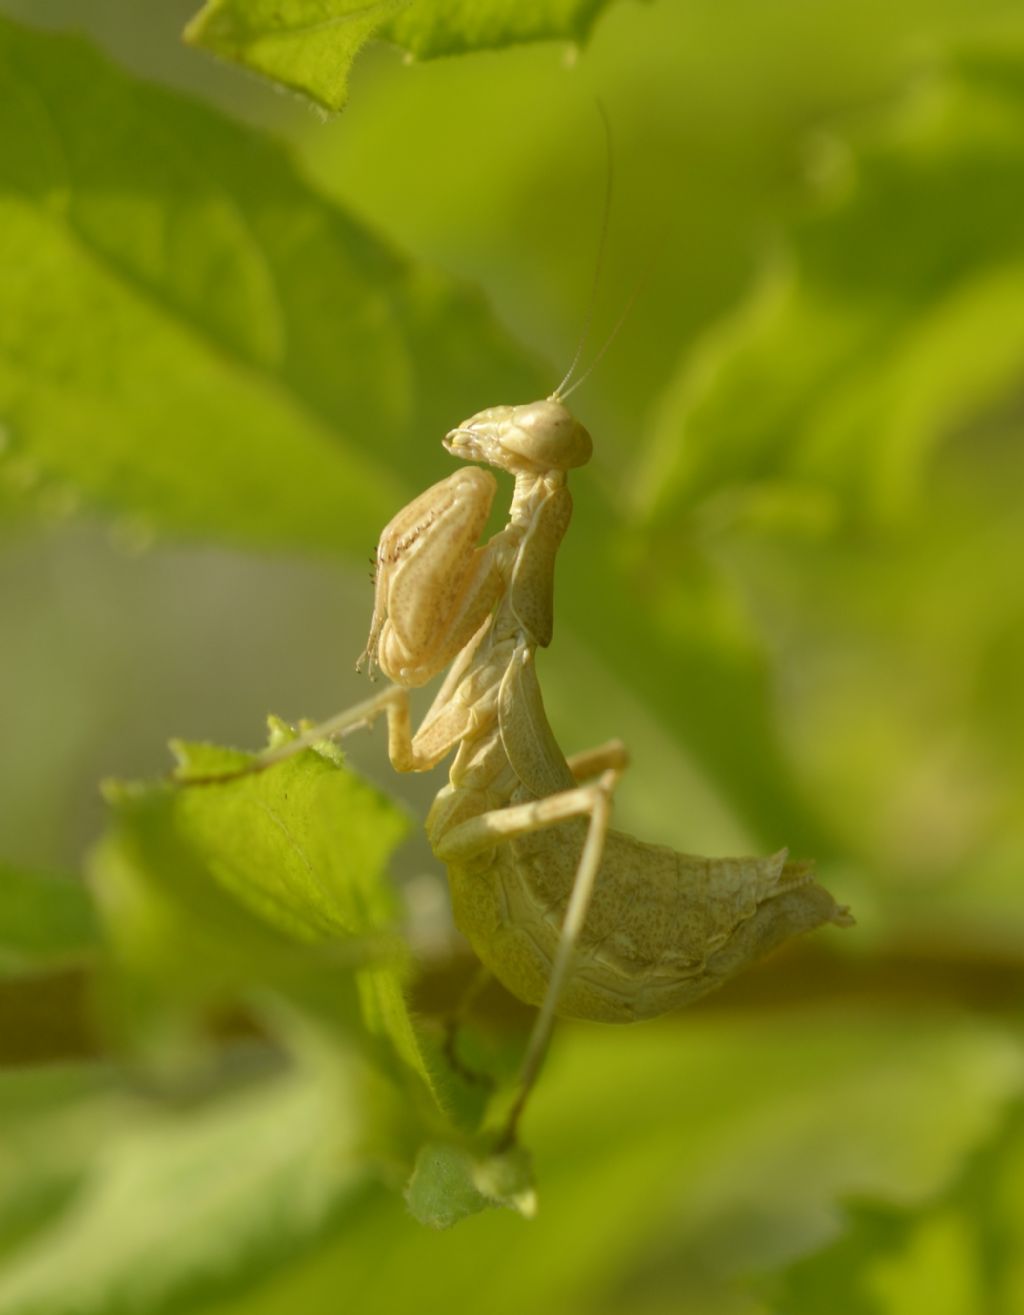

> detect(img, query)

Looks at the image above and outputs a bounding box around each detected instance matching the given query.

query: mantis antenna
[551,103,647,404]
[558,278,642,402]
[550,101,614,401]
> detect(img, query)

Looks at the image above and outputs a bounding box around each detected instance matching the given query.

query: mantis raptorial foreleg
[205,467,510,778]
[359,467,508,687]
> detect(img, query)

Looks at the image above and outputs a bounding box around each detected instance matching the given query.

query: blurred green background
[1,0,1023,1311]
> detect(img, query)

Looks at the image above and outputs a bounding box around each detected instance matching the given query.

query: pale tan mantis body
[252,392,853,1142]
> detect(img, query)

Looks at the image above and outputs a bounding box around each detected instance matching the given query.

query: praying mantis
[246,382,853,1146]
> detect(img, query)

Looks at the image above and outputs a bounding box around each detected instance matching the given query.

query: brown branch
[1,938,1020,1067]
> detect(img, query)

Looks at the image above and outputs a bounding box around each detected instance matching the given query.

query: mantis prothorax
[243,388,852,1146]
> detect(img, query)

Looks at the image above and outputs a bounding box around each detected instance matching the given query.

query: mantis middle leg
[435,760,625,1146]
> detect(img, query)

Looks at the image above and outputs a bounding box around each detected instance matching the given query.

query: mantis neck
[508,468,566,533]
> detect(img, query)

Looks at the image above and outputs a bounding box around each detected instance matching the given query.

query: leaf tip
[403,1137,538,1228]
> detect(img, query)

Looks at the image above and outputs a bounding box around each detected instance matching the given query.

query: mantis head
[444,398,592,475]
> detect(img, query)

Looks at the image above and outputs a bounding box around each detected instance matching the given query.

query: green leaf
[184,0,618,111]
[164,728,405,944]
[86,727,534,1237]
[379,0,615,61]
[405,1142,490,1228]
[89,727,441,1107]
[643,42,1024,529]
[404,1141,536,1229]
[0,17,543,552]
[184,1,409,112]
[0,864,98,976]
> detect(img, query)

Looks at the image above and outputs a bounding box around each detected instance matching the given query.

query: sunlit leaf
[380,0,616,61]
[89,726,439,1103]
[184,0,408,112]
[185,0,619,111]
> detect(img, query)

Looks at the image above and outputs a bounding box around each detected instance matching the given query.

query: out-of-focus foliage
[0,1059,366,1315]
[0,866,97,975]
[771,1098,1024,1315]
[643,43,1024,527]
[2,1015,1018,1313]
[1,0,1023,1308]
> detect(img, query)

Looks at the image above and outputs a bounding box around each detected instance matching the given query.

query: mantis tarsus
[241,390,853,1146]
